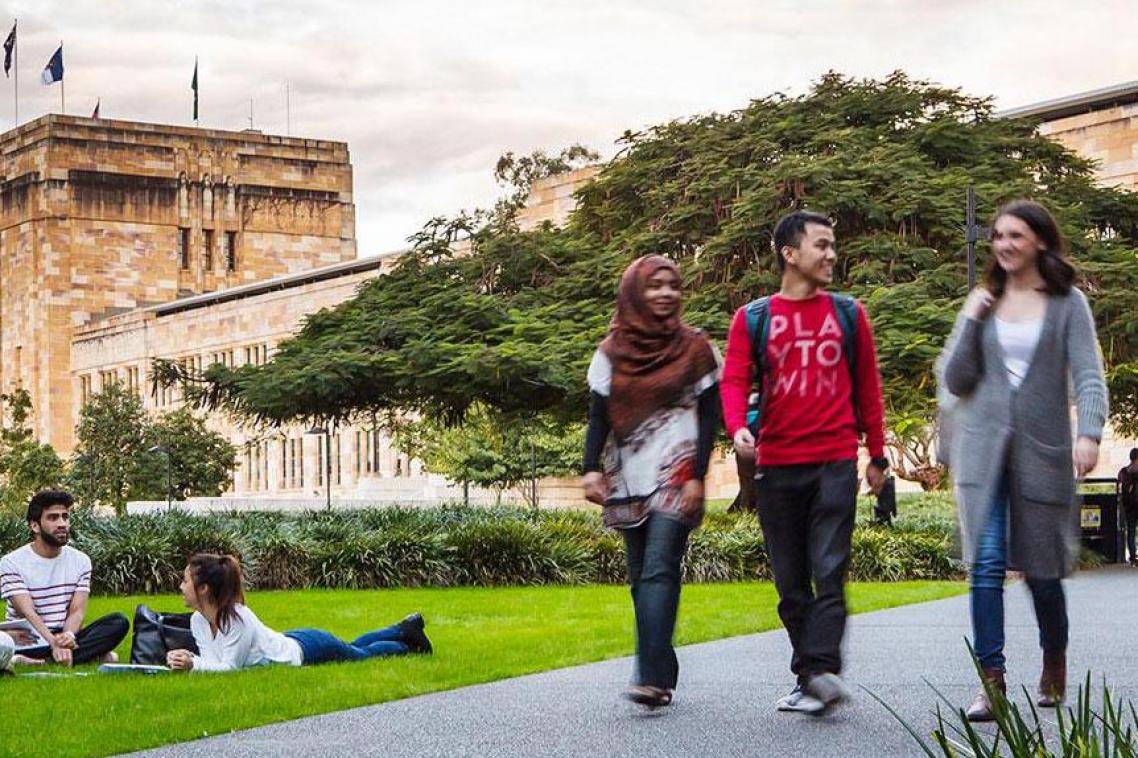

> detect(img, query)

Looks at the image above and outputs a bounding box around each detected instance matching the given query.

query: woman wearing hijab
[940,200,1108,720]
[581,255,721,709]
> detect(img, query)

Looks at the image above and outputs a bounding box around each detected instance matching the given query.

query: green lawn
[1,580,965,757]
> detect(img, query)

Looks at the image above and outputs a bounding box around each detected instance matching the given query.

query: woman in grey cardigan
[941,200,1107,722]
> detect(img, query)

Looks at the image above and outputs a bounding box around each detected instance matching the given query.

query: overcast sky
[4,1,1134,255]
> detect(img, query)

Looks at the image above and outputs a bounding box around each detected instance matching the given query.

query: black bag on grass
[129,604,198,665]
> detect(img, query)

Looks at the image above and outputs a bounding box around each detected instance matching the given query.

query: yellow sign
[1081,507,1102,529]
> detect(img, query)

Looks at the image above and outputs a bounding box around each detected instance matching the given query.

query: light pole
[305,424,332,510]
[147,445,172,509]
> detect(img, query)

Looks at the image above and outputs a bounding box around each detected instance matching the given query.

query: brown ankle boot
[1037,650,1066,707]
[965,668,1006,722]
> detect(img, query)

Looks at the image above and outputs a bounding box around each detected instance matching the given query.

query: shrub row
[0,504,962,595]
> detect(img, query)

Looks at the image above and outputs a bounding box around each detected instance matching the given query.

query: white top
[995,317,1043,389]
[586,348,720,523]
[190,604,303,671]
[0,544,91,629]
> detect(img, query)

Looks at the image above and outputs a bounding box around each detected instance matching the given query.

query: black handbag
[129,604,198,665]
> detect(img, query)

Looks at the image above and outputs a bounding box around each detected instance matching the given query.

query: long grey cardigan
[940,287,1108,578]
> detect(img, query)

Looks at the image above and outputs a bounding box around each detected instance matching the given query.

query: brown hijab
[600,255,717,442]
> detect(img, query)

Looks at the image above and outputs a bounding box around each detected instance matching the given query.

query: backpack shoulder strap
[744,296,772,374]
[828,292,863,428]
[828,292,859,377]
[743,296,772,435]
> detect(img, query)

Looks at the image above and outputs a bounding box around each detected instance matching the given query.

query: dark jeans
[285,623,410,665]
[755,460,857,684]
[1125,505,1138,563]
[623,513,691,689]
[970,470,1068,672]
[22,612,130,664]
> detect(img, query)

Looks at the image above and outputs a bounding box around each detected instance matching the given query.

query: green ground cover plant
[0,580,966,758]
[0,497,963,594]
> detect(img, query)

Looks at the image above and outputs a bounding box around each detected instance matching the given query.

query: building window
[245,444,253,489]
[99,369,118,389]
[79,375,92,406]
[334,434,342,485]
[288,438,297,488]
[225,231,237,271]
[203,229,214,271]
[179,228,191,270]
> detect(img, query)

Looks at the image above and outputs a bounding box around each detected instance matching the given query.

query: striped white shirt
[0,544,92,630]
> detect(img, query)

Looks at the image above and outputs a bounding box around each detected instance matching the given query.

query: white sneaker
[805,672,852,707]
[776,685,825,715]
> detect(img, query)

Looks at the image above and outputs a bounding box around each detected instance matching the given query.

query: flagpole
[59,41,64,114]
[285,81,290,136]
[12,19,17,126]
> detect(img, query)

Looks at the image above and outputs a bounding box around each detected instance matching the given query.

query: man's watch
[869,456,890,471]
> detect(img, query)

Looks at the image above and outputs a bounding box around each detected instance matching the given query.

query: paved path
[130,567,1138,757]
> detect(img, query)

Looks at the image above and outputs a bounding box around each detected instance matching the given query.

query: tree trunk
[727,453,757,513]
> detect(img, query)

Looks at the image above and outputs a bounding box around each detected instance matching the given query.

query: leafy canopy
[156,72,1138,478]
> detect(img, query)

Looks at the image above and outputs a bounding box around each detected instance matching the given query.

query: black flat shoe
[623,685,672,708]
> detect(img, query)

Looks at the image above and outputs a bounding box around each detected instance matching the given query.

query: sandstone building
[0,115,355,452]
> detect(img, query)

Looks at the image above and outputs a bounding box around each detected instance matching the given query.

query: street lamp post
[306,424,332,510]
[147,445,172,509]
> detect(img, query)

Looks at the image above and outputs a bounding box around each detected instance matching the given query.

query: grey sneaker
[805,672,852,707]
[776,685,825,715]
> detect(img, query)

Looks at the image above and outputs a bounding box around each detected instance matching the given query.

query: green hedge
[0,501,963,595]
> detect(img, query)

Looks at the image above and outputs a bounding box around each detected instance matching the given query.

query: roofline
[151,254,400,318]
[996,80,1138,122]
[0,113,347,150]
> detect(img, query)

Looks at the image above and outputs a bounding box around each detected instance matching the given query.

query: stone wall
[1038,103,1138,189]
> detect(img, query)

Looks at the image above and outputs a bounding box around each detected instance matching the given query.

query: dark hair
[1130,448,1137,462]
[984,200,1075,297]
[26,490,74,524]
[771,210,833,271]
[188,553,246,633]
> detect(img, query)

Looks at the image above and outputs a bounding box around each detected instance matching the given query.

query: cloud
[3,0,1133,253]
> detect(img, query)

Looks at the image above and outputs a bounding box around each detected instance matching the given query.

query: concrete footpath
[129,566,1138,758]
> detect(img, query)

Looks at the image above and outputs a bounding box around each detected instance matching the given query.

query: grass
[0,580,966,757]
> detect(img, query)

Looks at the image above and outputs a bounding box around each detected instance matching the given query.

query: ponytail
[188,553,246,633]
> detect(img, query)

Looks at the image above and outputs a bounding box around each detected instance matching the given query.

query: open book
[0,619,48,652]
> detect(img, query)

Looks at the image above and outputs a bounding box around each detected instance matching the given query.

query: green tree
[134,407,237,501]
[393,405,583,506]
[72,382,151,515]
[73,385,239,514]
[0,390,65,515]
[155,72,1138,493]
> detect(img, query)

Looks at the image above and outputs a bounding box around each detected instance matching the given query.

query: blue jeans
[623,513,691,689]
[285,623,409,666]
[970,470,1068,671]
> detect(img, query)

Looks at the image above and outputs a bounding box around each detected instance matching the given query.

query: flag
[191,59,198,121]
[41,44,62,85]
[3,22,14,78]
[91,99,100,119]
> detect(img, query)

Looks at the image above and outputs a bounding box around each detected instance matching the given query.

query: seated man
[0,490,128,666]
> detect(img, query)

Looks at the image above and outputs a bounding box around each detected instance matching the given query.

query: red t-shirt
[720,292,886,466]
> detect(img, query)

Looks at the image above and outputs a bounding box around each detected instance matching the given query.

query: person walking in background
[940,200,1107,721]
[720,210,889,716]
[1118,448,1138,567]
[581,255,720,710]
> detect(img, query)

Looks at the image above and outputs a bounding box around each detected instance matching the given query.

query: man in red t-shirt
[721,210,888,715]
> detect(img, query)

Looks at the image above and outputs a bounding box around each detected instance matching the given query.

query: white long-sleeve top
[190,604,303,672]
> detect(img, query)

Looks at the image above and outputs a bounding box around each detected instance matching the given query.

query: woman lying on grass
[166,553,432,672]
